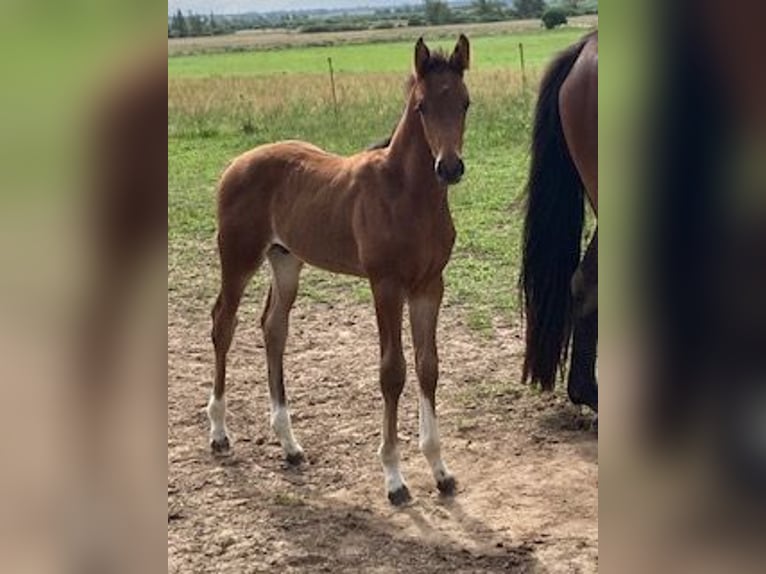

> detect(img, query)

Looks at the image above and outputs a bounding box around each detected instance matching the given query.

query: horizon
[168,0,487,16]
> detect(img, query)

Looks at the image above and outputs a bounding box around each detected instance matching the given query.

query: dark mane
[424,48,463,75]
[405,49,462,91]
[367,136,392,151]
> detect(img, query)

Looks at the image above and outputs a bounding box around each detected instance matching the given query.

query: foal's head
[411,35,471,185]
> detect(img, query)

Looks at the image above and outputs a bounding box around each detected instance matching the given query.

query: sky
[167,0,416,15]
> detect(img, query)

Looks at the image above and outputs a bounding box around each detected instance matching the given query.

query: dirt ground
[168,288,597,573]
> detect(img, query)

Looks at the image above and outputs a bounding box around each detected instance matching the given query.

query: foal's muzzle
[435,156,465,185]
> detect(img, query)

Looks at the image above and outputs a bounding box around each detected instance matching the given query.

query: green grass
[168,27,592,330]
[168,28,586,78]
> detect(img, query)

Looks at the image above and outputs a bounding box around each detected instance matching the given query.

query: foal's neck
[386,90,441,190]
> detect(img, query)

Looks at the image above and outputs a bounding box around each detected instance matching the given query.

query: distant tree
[424,0,452,25]
[514,0,546,19]
[472,0,506,19]
[170,9,188,38]
[187,12,205,36]
[542,7,568,28]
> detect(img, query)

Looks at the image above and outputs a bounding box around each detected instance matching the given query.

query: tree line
[421,0,595,26]
[169,10,231,38]
[168,1,597,39]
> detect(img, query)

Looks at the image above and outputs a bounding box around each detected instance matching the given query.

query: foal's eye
[415,101,426,115]
[464,100,471,111]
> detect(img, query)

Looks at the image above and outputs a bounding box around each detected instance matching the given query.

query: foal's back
[217,140,389,277]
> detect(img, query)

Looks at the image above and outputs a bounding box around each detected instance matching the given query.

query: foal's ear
[414,37,430,77]
[450,34,470,72]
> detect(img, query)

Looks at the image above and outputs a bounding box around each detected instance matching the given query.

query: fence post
[327,57,339,121]
[518,42,527,93]
[519,42,531,124]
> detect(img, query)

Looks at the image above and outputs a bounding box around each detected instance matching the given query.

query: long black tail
[520,36,589,390]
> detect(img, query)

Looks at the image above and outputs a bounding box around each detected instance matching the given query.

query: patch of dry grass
[168,68,535,139]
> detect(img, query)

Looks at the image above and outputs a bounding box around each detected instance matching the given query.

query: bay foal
[208,36,471,504]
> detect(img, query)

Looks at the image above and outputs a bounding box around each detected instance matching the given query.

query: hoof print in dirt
[388,485,412,506]
[210,436,231,455]
[437,476,457,496]
[285,451,305,466]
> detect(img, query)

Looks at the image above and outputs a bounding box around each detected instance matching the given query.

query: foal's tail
[520,36,589,391]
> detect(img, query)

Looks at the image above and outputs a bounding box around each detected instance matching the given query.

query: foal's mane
[367,49,461,151]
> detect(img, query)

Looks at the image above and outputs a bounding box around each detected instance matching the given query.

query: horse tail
[520,36,590,390]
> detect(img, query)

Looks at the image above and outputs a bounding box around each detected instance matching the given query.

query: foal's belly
[270,196,366,277]
[281,237,366,278]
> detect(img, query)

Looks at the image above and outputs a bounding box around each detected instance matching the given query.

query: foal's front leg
[409,276,455,495]
[371,279,409,505]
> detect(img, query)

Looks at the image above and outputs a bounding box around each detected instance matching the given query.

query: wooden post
[518,42,527,93]
[519,42,531,124]
[327,57,338,121]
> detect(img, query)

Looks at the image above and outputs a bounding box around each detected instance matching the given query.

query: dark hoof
[568,386,598,414]
[285,450,305,465]
[211,436,230,454]
[437,476,457,496]
[388,485,412,506]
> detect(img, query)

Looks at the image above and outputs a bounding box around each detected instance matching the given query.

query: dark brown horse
[520,31,598,412]
[208,36,471,505]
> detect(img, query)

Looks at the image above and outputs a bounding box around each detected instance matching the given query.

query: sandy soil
[168,291,597,573]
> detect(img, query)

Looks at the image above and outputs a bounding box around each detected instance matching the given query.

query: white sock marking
[419,398,451,483]
[379,443,406,494]
[207,394,227,443]
[271,403,303,457]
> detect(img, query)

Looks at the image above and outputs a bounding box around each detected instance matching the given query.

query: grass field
[167,15,597,56]
[168,23,596,331]
[169,27,587,77]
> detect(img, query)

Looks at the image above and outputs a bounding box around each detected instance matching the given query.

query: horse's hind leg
[261,245,304,463]
[568,308,597,412]
[208,229,268,453]
[568,229,598,412]
[409,276,455,495]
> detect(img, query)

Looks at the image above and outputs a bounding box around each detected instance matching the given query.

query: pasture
[167,15,598,56]
[169,23,597,573]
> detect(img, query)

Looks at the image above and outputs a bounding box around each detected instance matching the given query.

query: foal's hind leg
[409,276,455,495]
[261,246,304,463]
[371,278,409,504]
[208,243,265,453]
[568,230,598,412]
